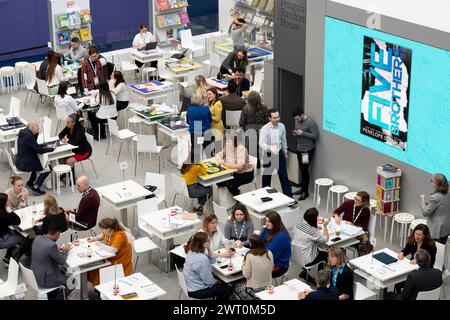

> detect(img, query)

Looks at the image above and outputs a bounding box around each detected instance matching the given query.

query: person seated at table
[58,113,92,174]
[298,269,339,301]
[224,202,254,247]
[87,79,117,140]
[220,81,246,127]
[109,71,129,112]
[333,191,372,256]
[16,122,55,196]
[218,49,248,79]
[31,222,74,300]
[81,45,105,92]
[87,218,133,286]
[132,23,157,69]
[33,195,68,235]
[64,37,87,63]
[228,68,250,97]
[183,231,233,300]
[233,234,273,300]
[327,247,353,300]
[207,87,224,152]
[55,81,83,116]
[194,75,210,106]
[36,49,55,86]
[0,193,28,266]
[198,214,233,257]
[215,133,254,196]
[5,176,28,211]
[187,93,212,151]
[260,211,291,278]
[385,249,442,300]
[46,51,69,95]
[293,207,329,280]
[65,176,100,230]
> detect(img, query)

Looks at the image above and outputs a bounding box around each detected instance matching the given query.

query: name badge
[301,152,309,164]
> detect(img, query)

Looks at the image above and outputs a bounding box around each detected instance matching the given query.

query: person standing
[81,45,104,92]
[420,173,450,244]
[5,176,29,211]
[15,122,54,195]
[220,81,246,127]
[259,109,293,198]
[186,93,212,151]
[292,108,319,201]
[229,18,249,52]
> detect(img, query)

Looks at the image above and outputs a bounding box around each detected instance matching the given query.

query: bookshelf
[153,0,190,44]
[376,165,401,215]
[48,0,93,53]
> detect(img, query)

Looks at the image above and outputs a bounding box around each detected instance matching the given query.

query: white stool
[344,192,357,201]
[128,116,142,134]
[326,185,349,213]
[142,67,157,82]
[14,62,30,90]
[52,165,75,195]
[313,178,333,208]
[390,212,415,248]
[409,218,427,231]
[0,66,16,94]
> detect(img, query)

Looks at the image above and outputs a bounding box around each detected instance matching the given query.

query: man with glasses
[64,175,100,230]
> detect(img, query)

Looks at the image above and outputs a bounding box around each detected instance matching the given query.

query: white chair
[106,118,136,162]
[213,201,229,232]
[225,110,242,128]
[24,66,40,106]
[4,150,26,187]
[8,96,20,117]
[117,52,139,80]
[368,212,377,248]
[165,90,181,110]
[35,79,55,115]
[19,263,66,300]
[250,69,264,93]
[389,212,415,247]
[416,287,441,300]
[54,104,69,135]
[52,164,75,195]
[354,281,377,300]
[179,74,196,96]
[145,172,168,207]
[77,133,98,178]
[157,58,177,82]
[202,52,221,77]
[37,116,52,145]
[326,185,349,212]
[136,197,159,237]
[134,237,161,272]
[0,259,19,299]
[291,242,325,283]
[179,29,204,58]
[133,135,163,175]
[171,173,195,209]
[435,242,445,271]
[281,206,300,231]
[313,178,334,208]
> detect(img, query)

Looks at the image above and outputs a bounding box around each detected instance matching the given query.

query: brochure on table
[49,0,93,53]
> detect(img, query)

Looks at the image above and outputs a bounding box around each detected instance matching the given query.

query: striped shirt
[293,221,326,265]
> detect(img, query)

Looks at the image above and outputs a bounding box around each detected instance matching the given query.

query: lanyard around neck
[234,220,246,240]
[352,204,363,223]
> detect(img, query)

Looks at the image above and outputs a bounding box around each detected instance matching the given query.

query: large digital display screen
[323,17,450,176]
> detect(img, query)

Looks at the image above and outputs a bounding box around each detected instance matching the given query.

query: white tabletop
[96,180,152,209]
[234,187,295,213]
[0,117,28,142]
[95,272,166,300]
[140,206,201,240]
[65,239,115,271]
[349,248,419,284]
[131,48,164,58]
[255,279,311,300]
[212,247,248,277]
[15,203,44,231]
[40,143,78,167]
[324,220,365,247]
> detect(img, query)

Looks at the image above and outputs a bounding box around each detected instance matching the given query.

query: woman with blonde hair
[194,75,210,105]
[33,195,68,235]
[327,248,353,300]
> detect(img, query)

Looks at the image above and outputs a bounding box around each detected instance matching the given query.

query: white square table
[95,272,166,300]
[349,247,419,299]
[255,278,311,300]
[14,203,44,234]
[323,220,365,248]
[211,248,247,283]
[96,180,152,226]
[39,143,78,167]
[0,116,28,143]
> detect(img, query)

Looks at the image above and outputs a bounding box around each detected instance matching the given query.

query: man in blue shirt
[299,270,339,301]
[186,93,212,156]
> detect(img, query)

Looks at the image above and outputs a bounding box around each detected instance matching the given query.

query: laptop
[145,42,158,50]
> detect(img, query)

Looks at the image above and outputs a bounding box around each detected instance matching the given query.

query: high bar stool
[0,66,16,94]
[14,62,30,90]
[389,212,415,248]
[313,178,333,208]
[326,185,349,213]
[344,192,357,201]
[409,218,427,231]
[52,165,75,195]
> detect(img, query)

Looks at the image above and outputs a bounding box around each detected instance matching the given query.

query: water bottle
[73,231,80,246]
[87,245,92,258]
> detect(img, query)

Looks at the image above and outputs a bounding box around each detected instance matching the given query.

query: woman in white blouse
[46,52,69,95]
[109,71,129,112]
[199,214,233,258]
[132,23,157,69]
[54,81,83,116]
[215,134,254,195]
[87,79,117,140]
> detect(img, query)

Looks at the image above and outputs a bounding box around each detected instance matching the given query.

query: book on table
[373,252,398,265]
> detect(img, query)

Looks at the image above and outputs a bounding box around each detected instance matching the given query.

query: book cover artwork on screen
[360,36,412,151]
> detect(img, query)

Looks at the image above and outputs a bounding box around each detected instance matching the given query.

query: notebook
[373,252,397,265]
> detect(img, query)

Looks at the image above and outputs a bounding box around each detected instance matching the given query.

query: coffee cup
[265,285,274,294]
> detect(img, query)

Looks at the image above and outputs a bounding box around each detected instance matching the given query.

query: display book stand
[153,0,190,47]
[48,0,93,54]
[231,0,275,50]
[376,164,401,216]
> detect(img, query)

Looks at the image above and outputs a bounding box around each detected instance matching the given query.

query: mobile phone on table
[220,264,228,269]
[331,237,341,242]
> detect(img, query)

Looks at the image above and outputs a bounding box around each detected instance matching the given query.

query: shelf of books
[154,0,190,43]
[49,0,93,53]
[376,164,401,216]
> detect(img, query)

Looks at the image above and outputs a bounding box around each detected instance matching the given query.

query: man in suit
[65,176,100,230]
[15,122,55,195]
[299,269,339,300]
[31,223,74,300]
[386,249,442,300]
[220,81,246,127]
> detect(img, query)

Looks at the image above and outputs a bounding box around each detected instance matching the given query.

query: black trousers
[305,250,328,268]
[116,100,129,111]
[188,283,232,300]
[296,148,315,195]
[88,112,117,138]
[217,171,254,196]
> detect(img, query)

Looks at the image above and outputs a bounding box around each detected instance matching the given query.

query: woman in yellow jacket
[207,87,224,151]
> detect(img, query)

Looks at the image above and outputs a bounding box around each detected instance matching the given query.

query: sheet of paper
[284,279,311,292]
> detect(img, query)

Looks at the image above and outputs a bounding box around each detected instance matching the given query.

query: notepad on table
[373,252,398,265]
